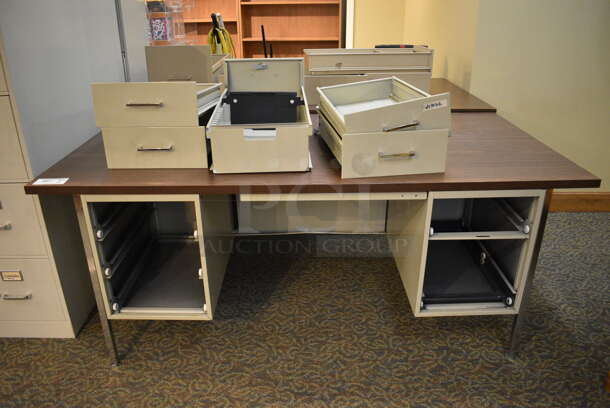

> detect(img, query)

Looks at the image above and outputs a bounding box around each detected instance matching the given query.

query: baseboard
[549,192,610,212]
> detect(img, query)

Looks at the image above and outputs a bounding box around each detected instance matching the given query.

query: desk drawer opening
[87,201,207,316]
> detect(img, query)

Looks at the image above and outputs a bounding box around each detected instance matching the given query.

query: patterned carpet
[1,213,608,408]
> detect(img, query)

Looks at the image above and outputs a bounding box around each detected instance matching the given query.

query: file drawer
[305,72,431,106]
[318,77,450,135]
[0,184,46,257]
[145,45,226,83]
[319,112,448,179]
[305,47,433,74]
[0,259,64,321]
[92,82,200,127]
[0,96,29,181]
[102,126,208,169]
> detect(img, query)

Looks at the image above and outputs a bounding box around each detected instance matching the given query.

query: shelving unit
[181,0,342,58]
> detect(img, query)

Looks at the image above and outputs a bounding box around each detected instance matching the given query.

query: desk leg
[509,189,552,354]
[73,195,120,366]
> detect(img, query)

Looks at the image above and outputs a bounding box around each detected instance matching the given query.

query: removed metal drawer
[305,47,433,73]
[318,112,448,179]
[92,82,200,127]
[102,126,208,169]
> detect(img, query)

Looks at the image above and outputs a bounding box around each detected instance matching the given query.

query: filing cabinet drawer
[102,126,208,169]
[92,82,200,127]
[305,47,433,74]
[0,97,29,181]
[0,184,47,257]
[319,113,448,179]
[0,259,64,321]
[304,72,431,106]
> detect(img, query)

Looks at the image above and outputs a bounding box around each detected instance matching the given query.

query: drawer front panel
[0,259,64,321]
[209,125,311,174]
[307,52,432,73]
[305,72,431,105]
[319,114,448,179]
[102,127,208,169]
[0,97,29,181]
[0,184,46,257]
[92,82,199,127]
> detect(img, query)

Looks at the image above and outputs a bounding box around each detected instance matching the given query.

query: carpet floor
[1,213,608,408]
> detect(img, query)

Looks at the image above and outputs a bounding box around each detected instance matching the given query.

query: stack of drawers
[91,82,222,169]
[304,47,434,106]
[1,37,92,338]
[317,77,451,179]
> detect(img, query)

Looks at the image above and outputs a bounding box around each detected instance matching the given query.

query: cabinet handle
[382,120,420,132]
[136,145,174,152]
[125,102,164,107]
[2,293,32,301]
[0,222,12,231]
[378,151,416,160]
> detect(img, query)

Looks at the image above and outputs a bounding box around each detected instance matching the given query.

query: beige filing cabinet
[304,47,433,106]
[318,77,451,179]
[91,82,221,169]
[145,45,227,84]
[207,58,312,174]
[0,36,94,338]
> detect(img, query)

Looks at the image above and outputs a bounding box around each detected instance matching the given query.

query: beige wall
[396,0,609,191]
[471,0,610,191]
[403,0,479,90]
[353,0,406,48]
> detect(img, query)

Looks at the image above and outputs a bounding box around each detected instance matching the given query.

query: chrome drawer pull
[378,151,416,160]
[2,293,32,301]
[136,145,174,152]
[0,222,12,231]
[382,120,420,132]
[125,102,164,107]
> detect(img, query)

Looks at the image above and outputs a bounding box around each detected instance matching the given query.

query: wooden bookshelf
[182,0,342,58]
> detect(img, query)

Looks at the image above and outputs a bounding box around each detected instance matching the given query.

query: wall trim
[549,192,610,212]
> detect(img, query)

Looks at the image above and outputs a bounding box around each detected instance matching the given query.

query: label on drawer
[33,178,69,185]
[1,270,23,281]
[423,99,448,111]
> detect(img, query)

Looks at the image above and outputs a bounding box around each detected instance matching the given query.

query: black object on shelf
[422,240,513,307]
[223,92,304,124]
[261,25,268,58]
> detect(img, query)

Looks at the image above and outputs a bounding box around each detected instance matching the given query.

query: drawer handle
[0,222,12,231]
[125,102,164,107]
[382,120,420,132]
[136,145,174,152]
[168,75,193,81]
[2,293,32,301]
[379,151,417,160]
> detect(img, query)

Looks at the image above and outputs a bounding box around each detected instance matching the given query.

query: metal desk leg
[73,195,120,366]
[509,189,552,354]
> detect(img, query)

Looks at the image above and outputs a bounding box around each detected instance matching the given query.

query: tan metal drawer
[318,77,451,135]
[0,259,64,321]
[305,47,433,73]
[0,184,46,257]
[318,113,448,179]
[0,97,29,182]
[102,126,208,169]
[92,82,199,127]
[305,72,431,106]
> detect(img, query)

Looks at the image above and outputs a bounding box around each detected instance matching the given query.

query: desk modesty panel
[25,113,599,196]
